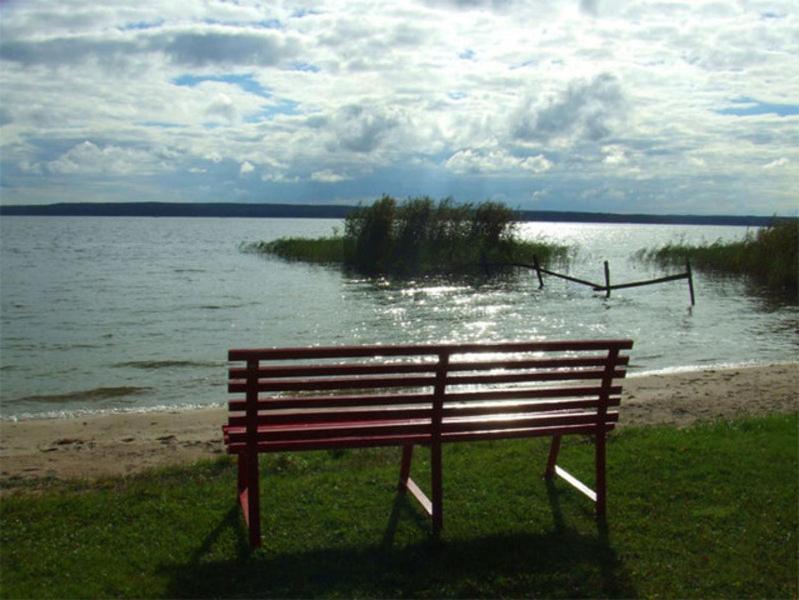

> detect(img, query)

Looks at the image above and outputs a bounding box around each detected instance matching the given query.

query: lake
[1,216,796,419]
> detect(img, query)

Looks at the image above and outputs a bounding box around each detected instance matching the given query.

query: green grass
[244,196,571,276]
[243,236,347,265]
[2,414,796,598]
[636,220,798,296]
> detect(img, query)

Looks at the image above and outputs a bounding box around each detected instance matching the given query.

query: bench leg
[431,441,443,534]
[398,444,413,492]
[237,451,247,494]
[237,452,262,548]
[544,434,562,479]
[595,430,607,517]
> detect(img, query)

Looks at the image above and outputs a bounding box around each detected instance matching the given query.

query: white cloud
[239,160,254,175]
[602,145,627,165]
[446,148,552,175]
[763,157,789,170]
[310,169,350,183]
[46,141,168,175]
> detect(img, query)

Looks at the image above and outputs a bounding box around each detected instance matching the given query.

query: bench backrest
[226,339,633,452]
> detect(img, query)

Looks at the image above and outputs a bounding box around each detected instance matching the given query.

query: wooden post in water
[686,257,695,306]
[603,261,611,298]
[532,255,545,289]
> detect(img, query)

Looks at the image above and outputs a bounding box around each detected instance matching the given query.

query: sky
[0,0,797,215]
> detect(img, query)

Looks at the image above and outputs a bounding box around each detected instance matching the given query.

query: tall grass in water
[250,196,569,276]
[637,220,798,297]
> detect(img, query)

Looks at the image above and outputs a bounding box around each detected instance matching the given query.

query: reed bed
[245,196,569,276]
[636,220,798,296]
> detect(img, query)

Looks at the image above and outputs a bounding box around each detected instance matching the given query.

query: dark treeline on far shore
[0,201,792,227]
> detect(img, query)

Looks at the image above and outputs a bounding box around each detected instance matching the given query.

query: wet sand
[1,362,796,484]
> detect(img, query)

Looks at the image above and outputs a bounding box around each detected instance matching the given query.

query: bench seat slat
[227,385,623,412]
[224,411,618,445]
[227,397,621,427]
[224,422,617,454]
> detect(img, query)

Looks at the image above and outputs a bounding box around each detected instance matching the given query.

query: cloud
[0,26,299,70]
[329,105,400,154]
[239,161,254,175]
[579,0,599,16]
[310,169,350,183]
[763,157,789,170]
[159,29,299,67]
[602,145,627,165]
[205,93,237,122]
[46,141,169,175]
[0,37,139,68]
[445,148,552,175]
[510,73,626,144]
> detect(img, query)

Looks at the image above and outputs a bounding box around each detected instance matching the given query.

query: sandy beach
[1,362,796,484]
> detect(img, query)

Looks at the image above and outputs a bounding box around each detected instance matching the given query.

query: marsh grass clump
[636,219,798,297]
[244,236,346,265]
[250,195,569,276]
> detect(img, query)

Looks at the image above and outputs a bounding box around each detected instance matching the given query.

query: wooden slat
[446,355,629,372]
[439,422,616,444]
[225,411,617,446]
[228,406,433,427]
[439,411,618,434]
[226,432,434,453]
[226,420,433,443]
[224,422,617,453]
[226,386,624,413]
[227,397,620,428]
[228,339,633,362]
[442,385,623,403]
[228,374,436,393]
[441,397,620,419]
[228,392,434,412]
[229,355,631,380]
[229,361,438,379]
[445,369,626,386]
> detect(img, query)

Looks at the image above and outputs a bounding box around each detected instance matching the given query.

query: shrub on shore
[636,219,798,296]
[248,195,569,276]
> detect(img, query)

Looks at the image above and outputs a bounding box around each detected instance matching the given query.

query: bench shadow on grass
[163,483,637,598]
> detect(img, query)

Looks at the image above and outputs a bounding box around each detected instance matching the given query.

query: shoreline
[4,359,796,424]
[1,362,796,485]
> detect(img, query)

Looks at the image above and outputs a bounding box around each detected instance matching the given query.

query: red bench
[223,339,633,547]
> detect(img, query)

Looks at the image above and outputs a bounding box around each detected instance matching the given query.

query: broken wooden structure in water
[500,257,696,305]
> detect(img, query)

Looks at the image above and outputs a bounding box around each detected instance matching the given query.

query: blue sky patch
[172,73,269,96]
[246,100,301,122]
[716,97,799,117]
[291,62,321,73]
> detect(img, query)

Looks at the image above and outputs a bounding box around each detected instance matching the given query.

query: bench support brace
[543,433,607,516]
[398,444,442,534]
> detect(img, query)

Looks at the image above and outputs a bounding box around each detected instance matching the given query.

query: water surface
[1,217,795,418]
